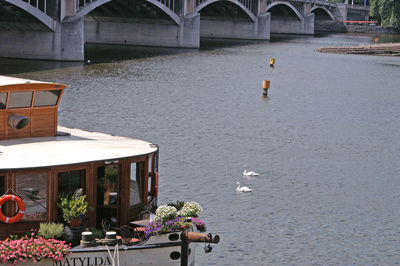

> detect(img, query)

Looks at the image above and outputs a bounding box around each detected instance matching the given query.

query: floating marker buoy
[263,80,270,96]
[269,58,275,67]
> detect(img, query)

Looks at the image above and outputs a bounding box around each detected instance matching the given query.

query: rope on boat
[1,188,23,199]
[106,244,120,266]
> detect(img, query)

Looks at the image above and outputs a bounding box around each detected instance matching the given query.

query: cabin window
[130,162,143,206]
[97,165,119,227]
[0,92,7,109]
[8,91,33,109]
[148,155,153,199]
[16,173,47,221]
[97,165,118,206]
[34,90,61,107]
[58,170,86,197]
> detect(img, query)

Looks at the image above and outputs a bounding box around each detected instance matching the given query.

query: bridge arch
[195,0,256,22]
[310,6,335,21]
[4,0,56,31]
[75,0,180,25]
[266,2,302,21]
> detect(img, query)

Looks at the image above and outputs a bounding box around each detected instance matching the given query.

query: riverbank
[316,42,400,56]
[316,22,400,35]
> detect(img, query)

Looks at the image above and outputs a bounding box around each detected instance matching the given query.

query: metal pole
[180,239,189,266]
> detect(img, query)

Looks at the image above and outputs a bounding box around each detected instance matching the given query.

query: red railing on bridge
[343,20,377,24]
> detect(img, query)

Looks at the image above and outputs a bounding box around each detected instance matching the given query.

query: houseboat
[0,75,219,266]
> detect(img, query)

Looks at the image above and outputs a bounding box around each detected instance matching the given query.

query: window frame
[33,89,62,107]
[7,91,34,109]
[0,92,7,109]
[12,169,50,222]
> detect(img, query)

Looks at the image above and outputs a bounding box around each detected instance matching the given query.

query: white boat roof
[0,75,58,87]
[0,126,157,170]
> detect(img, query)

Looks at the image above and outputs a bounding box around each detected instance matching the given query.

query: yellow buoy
[263,80,270,96]
[269,58,275,67]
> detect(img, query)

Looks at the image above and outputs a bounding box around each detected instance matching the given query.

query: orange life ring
[154,172,159,197]
[0,194,25,224]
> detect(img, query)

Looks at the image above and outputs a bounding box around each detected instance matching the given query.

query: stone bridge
[0,0,369,61]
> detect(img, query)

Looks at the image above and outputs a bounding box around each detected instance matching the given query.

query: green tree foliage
[370,0,380,20]
[370,0,400,27]
[389,0,400,27]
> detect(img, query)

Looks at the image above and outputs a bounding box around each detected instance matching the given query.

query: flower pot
[69,218,82,227]
[0,258,54,266]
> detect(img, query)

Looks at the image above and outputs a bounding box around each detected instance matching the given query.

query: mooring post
[269,58,275,67]
[263,80,270,97]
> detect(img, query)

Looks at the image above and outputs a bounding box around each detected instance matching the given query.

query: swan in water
[236,182,253,193]
[243,167,259,177]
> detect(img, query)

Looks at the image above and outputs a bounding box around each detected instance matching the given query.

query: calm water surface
[1,33,400,265]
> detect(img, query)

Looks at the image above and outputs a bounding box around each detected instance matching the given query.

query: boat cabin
[0,75,159,238]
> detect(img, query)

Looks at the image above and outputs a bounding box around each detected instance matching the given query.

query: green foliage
[8,234,19,240]
[370,0,400,27]
[88,227,103,239]
[370,0,380,19]
[167,200,185,211]
[58,194,88,223]
[39,222,64,239]
[389,0,400,27]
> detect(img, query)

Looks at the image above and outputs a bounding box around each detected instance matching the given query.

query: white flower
[155,205,177,222]
[178,201,203,218]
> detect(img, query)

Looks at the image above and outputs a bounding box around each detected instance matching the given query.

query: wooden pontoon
[316,42,400,56]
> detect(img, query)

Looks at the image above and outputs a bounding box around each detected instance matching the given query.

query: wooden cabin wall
[1,108,57,140]
[31,108,57,137]
[0,83,64,140]
[0,112,5,139]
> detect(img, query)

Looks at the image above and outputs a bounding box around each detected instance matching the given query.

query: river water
[1,33,400,265]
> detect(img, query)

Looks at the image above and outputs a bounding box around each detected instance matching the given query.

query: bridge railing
[75,0,178,16]
[157,0,176,13]
[239,0,254,13]
[23,0,47,14]
[76,0,98,11]
[196,0,255,13]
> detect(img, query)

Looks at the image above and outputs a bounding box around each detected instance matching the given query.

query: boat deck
[0,126,157,170]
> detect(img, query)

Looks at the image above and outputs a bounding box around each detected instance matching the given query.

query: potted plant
[58,194,88,227]
[144,201,206,238]
[38,222,65,239]
[0,230,71,265]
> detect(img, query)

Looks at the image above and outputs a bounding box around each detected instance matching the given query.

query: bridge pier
[270,13,314,35]
[0,19,84,61]
[84,15,200,48]
[200,13,270,40]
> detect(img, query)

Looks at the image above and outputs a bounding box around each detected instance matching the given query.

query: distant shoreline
[315,22,400,35]
[315,43,400,56]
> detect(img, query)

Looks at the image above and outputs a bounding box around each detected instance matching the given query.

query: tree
[370,0,380,21]
[370,0,400,27]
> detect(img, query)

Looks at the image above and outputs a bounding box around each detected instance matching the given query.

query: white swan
[243,167,259,177]
[236,182,253,193]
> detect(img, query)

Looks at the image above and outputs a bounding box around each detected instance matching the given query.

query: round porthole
[168,233,179,241]
[170,251,181,260]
